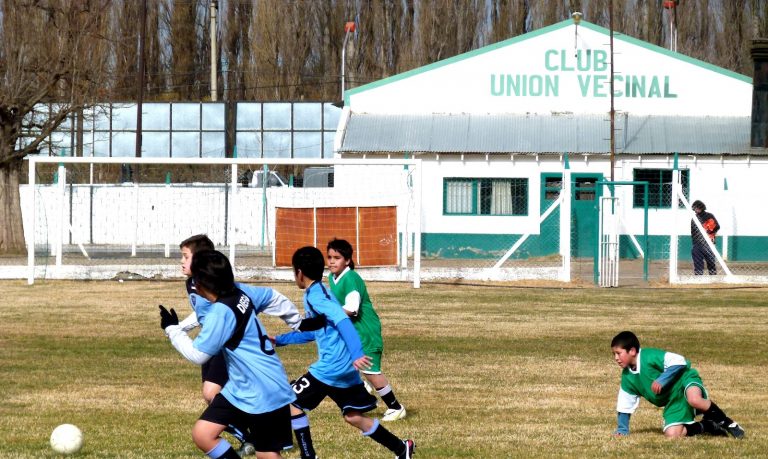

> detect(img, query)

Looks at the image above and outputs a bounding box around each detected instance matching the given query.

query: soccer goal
[22,156,422,286]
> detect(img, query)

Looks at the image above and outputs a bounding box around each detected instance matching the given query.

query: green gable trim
[578,21,751,84]
[345,19,750,105]
[345,20,572,103]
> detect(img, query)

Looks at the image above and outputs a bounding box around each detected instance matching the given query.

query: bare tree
[0,0,113,254]
[168,0,206,99]
[222,0,253,100]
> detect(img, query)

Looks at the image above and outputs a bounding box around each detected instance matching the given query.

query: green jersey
[329,268,383,354]
[618,347,692,409]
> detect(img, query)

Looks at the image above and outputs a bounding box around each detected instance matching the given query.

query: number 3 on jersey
[292,376,311,394]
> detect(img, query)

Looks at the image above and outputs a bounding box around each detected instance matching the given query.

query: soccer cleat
[700,420,728,436]
[723,421,745,439]
[237,441,256,456]
[382,406,407,422]
[396,439,415,459]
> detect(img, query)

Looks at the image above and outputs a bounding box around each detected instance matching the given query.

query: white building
[334,19,768,283]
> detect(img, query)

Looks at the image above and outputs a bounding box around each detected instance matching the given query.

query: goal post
[24,156,422,287]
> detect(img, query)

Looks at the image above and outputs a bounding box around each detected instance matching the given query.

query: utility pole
[135,0,146,158]
[210,0,218,101]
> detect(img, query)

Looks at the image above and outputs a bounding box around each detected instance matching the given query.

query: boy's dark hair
[327,238,355,269]
[292,246,325,281]
[180,234,215,252]
[191,250,236,297]
[611,331,640,352]
[692,200,706,211]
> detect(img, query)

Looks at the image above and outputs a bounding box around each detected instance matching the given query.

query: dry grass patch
[0,280,765,458]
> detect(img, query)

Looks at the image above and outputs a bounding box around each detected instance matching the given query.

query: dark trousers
[692,243,717,275]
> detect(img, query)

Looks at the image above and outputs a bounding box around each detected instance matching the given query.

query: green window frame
[443,177,528,216]
[632,168,689,208]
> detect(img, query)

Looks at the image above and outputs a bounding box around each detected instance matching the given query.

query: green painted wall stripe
[420,233,768,262]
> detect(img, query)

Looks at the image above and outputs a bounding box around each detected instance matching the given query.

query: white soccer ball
[50,424,83,455]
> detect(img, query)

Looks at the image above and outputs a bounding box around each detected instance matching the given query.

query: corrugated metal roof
[338,113,754,155]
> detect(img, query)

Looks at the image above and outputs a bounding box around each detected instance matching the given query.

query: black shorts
[291,372,377,415]
[201,353,228,386]
[200,394,292,453]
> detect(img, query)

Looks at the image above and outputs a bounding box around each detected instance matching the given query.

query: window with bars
[444,178,528,216]
[632,168,689,208]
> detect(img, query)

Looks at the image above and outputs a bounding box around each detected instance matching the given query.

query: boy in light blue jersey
[174,234,322,456]
[611,330,744,439]
[161,250,297,459]
[271,246,415,459]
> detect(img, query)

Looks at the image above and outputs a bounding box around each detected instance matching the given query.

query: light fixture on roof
[572,11,582,24]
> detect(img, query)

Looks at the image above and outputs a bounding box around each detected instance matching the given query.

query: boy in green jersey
[327,238,407,422]
[611,331,744,439]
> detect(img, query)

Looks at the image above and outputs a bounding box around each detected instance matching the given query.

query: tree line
[20,0,766,103]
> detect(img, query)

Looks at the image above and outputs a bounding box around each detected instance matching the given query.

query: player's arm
[260,288,302,329]
[263,289,326,331]
[237,283,325,331]
[159,305,212,364]
[652,351,688,394]
[335,317,371,370]
[273,330,316,346]
[340,291,361,318]
[615,388,640,436]
[177,311,199,332]
[319,296,370,369]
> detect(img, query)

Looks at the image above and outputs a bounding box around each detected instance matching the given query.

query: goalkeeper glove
[159,305,179,330]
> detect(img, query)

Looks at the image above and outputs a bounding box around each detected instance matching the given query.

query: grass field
[0,279,765,458]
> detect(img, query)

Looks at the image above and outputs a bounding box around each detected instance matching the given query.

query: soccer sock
[205,438,242,459]
[684,422,704,437]
[376,385,403,410]
[364,418,406,454]
[703,402,734,425]
[291,412,316,459]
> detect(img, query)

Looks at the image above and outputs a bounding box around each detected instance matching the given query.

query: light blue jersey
[276,281,364,388]
[192,285,296,414]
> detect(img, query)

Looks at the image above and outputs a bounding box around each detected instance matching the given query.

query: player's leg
[691,383,745,439]
[363,350,406,421]
[662,385,708,438]
[244,404,293,459]
[203,354,255,454]
[289,373,326,459]
[366,373,407,421]
[331,383,415,458]
[195,395,245,458]
[663,424,686,438]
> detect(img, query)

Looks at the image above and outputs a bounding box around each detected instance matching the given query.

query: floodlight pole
[609,0,615,182]
[341,22,356,102]
[572,11,582,56]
